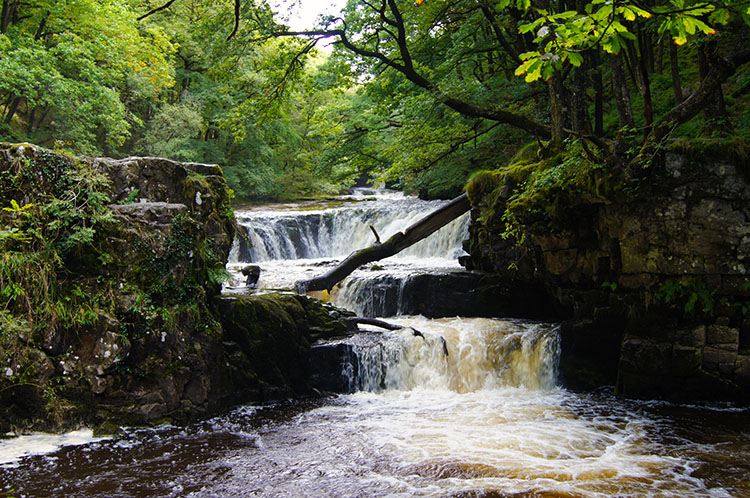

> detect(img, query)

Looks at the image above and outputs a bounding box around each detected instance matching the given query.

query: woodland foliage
[1,0,749,199]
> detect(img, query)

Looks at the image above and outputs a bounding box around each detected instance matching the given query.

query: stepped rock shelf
[463,143,750,400]
[2,141,748,433]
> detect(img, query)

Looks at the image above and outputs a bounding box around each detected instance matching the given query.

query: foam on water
[228,191,469,264]
[0,429,104,466]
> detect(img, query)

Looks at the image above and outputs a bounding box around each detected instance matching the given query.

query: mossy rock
[213,293,355,398]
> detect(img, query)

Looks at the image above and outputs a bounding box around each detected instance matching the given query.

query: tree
[0,0,175,155]
[270,0,750,171]
[130,0,358,199]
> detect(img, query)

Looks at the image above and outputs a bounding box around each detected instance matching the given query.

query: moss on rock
[213,293,355,399]
[0,143,236,432]
[463,138,750,401]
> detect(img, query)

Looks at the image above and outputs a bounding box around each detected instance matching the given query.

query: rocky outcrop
[214,293,355,400]
[336,270,555,319]
[0,144,356,433]
[463,144,750,401]
[0,144,239,432]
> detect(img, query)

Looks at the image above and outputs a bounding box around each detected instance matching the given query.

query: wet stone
[706,324,739,347]
[672,346,702,376]
[702,346,737,373]
[676,326,706,348]
[736,355,750,383]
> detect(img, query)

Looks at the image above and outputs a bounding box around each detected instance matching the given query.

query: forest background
[1,0,749,201]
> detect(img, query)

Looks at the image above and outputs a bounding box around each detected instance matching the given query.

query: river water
[1,191,749,497]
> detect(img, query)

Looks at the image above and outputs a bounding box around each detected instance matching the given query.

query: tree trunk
[4,96,21,124]
[635,57,653,138]
[34,15,47,40]
[669,42,683,104]
[295,193,471,292]
[590,51,604,136]
[698,40,729,129]
[33,106,49,132]
[651,49,749,141]
[571,65,590,135]
[610,53,634,129]
[1,0,13,34]
[27,107,35,133]
[547,72,565,149]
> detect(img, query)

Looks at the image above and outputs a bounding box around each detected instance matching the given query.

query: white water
[0,429,104,466]
[178,317,732,498]
[226,190,469,298]
[196,390,725,498]
[229,190,468,263]
[220,192,739,497]
[226,190,470,318]
[336,317,560,393]
[2,192,747,497]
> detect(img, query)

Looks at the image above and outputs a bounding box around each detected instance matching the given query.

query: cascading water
[229,190,468,263]
[3,191,749,498]
[334,317,560,394]
[225,190,470,305]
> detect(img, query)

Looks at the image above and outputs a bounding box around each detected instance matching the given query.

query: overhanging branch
[275,27,551,139]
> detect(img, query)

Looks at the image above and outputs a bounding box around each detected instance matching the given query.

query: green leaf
[567,51,584,67]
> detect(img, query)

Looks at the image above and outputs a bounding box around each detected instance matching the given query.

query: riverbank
[0,144,357,434]
[462,139,750,401]
[3,139,749,435]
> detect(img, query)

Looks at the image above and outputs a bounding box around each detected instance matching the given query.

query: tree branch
[652,49,750,142]
[295,193,470,292]
[137,0,177,21]
[227,0,240,40]
[276,16,551,139]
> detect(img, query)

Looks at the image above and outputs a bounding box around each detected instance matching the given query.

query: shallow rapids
[2,391,748,497]
[2,318,749,497]
[3,192,749,497]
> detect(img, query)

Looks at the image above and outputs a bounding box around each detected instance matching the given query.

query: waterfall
[337,317,560,393]
[229,193,470,264]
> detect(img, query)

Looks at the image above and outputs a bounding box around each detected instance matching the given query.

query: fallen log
[345,317,449,356]
[294,193,470,293]
[345,317,425,338]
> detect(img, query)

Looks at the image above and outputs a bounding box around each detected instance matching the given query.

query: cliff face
[0,144,353,433]
[463,145,750,400]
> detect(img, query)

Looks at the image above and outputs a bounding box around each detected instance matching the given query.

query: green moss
[465,139,626,259]
[465,170,504,206]
[0,144,235,432]
[509,141,542,164]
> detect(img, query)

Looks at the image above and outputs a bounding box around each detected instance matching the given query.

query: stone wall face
[464,151,750,401]
[0,144,241,431]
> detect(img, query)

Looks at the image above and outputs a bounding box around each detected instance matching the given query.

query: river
[1,191,749,497]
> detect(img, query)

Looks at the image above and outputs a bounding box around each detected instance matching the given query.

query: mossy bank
[0,144,353,434]
[463,139,750,401]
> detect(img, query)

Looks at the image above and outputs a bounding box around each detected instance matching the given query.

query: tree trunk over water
[294,193,471,293]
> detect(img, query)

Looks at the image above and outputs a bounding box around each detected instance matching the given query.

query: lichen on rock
[463,139,750,401]
[0,144,239,432]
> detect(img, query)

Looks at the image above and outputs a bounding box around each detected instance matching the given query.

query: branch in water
[295,193,470,292]
[369,225,381,244]
[345,317,449,357]
[345,316,424,338]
